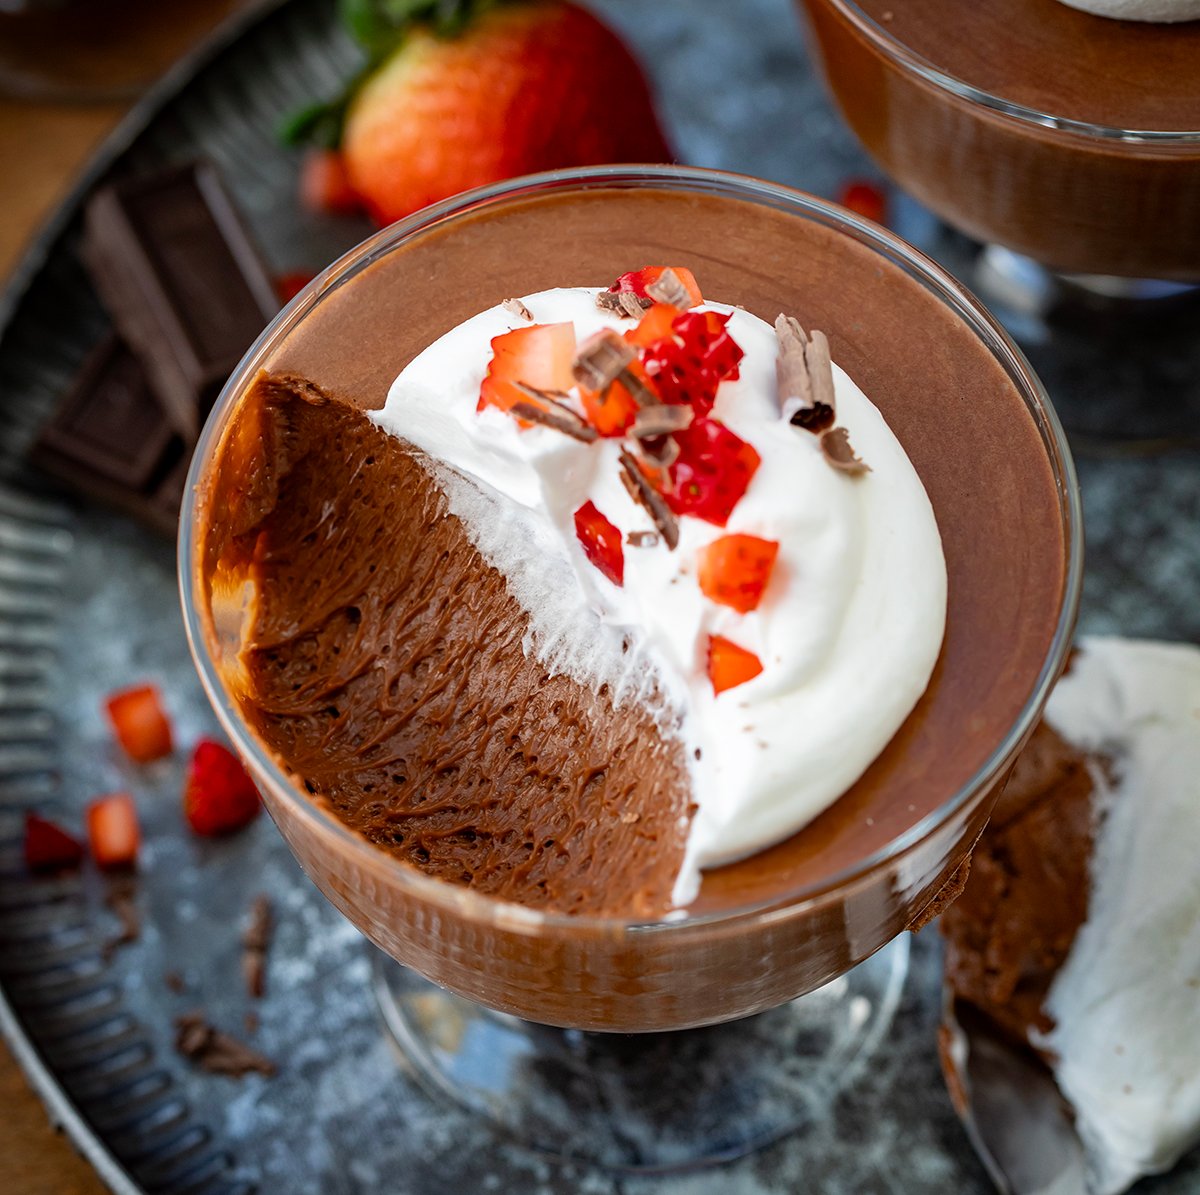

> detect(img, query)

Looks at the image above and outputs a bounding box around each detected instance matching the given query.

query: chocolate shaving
[775,315,836,433]
[618,449,679,550]
[626,530,660,548]
[644,268,690,308]
[510,387,599,443]
[164,971,186,995]
[241,894,273,1000]
[174,1011,276,1078]
[616,366,661,408]
[572,329,636,391]
[630,404,693,439]
[103,876,140,960]
[637,434,681,469]
[820,426,871,474]
[597,290,652,318]
[502,297,533,321]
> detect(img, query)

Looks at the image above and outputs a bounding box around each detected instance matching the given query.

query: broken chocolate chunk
[510,387,599,443]
[618,449,680,550]
[630,404,693,439]
[174,1011,275,1078]
[241,894,273,1000]
[573,329,636,391]
[616,366,661,408]
[775,314,836,433]
[644,267,690,309]
[820,426,871,474]
[598,290,652,318]
[502,297,534,321]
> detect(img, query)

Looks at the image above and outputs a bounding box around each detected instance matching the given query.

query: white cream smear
[372,287,947,906]
[1040,636,1200,1195]
[1057,0,1200,20]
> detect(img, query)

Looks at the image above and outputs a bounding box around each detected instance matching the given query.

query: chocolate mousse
[801,0,1200,278]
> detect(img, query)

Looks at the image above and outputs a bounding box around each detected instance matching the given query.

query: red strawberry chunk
[665,418,761,526]
[87,793,140,870]
[609,266,703,307]
[838,179,888,226]
[478,323,578,415]
[579,376,640,436]
[300,149,362,216]
[275,271,315,305]
[184,739,261,837]
[105,684,173,763]
[641,309,743,414]
[573,501,624,586]
[23,813,84,872]
[698,534,780,613]
[708,635,764,695]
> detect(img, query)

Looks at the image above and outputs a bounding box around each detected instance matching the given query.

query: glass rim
[179,163,1084,936]
[822,0,1200,143]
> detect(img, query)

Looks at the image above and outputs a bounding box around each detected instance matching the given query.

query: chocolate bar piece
[83,161,278,442]
[28,335,186,536]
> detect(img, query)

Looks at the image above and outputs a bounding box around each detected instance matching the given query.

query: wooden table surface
[0,8,246,1191]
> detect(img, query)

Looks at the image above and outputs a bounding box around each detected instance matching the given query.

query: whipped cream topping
[1056,0,1200,21]
[1040,636,1200,1195]
[372,287,946,905]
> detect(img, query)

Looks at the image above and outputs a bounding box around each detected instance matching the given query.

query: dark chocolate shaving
[572,329,636,391]
[241,894,273,1000]
[637,435,681,469]
[626,529,660,548]
[775,314,836,433]
[630,404,693,439]
[510,386,599,443]
[165,971,186,995]
[174,1012,276,1078]
[616,366,661,408]
[821,426,871,474]
[598,290,652,318]
[103,876,140,960]
[501,297,534,321]
[644,268,690,308]
[618,449,679,550]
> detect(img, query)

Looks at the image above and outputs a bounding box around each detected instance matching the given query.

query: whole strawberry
[184,739,261,837]
[287,0,671,225]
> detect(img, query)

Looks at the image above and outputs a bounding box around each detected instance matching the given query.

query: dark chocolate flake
[618,449,679,550]
[644,268,690,308]
[502,297,534,321]
[626,529,660,548]
[821,426,871,474]
[510,387,599,443]
[174,1011,276,1078]
[598,290,652,318]
[572,329,635,391]
[616,366,661,408]
[241,894,273,1000]
[630,405,693,439]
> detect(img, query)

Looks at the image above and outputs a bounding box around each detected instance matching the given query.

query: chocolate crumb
[618,450,680,550]
[241,894,273,1000]
[776,315,836,432]
[598,290,652,318]
[244,1010,260,1036]
[820,426,871,474]
[174,1011,275,1078]
[103,876,140,960]
[644,268,690,309]
[694,748,702,761]
[572,329,635,391]
[630,404,693,440]
[510,389,599,443]
[502,297,534,321]
[164,971,186,995]
[626,529,660,549]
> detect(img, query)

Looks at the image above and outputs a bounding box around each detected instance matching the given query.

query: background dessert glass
[180,165,1082,1169]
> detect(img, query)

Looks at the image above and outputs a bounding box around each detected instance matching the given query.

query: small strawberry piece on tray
[300,148,361,216]
[838,179,887,226]
[708,636,764,696]
[574,501,625,586]
[23,813,85,872]
[665,418,761,527]
[184,739,261,837]
[478,323,577,416]
[105,684,173,763]
[698,535,780,613]
[87,793,140,870]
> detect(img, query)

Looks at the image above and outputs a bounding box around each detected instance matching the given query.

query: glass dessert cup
[180,166,1082,1169]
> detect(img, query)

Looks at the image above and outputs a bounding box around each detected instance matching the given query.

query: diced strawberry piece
[708,636,764,695]
[609,266,703,308]
[105,684,173,763]
[838,179,887,226]
[87,793,140,870]
[275,271,315,304]
[580,377,640,436]
[300,149,362,216]
[183,739,261,837]
[665,418,761,526]
[478,323,578,413]
[641,309,743,413]
[573,501,624,586]
[23,813,84,872]
[625,301,682,349]
[698,535,780,613]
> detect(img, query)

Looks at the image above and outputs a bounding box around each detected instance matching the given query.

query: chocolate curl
[241,894,273,999]
[175,1012,276,1078]
[618,449,680,550]
[573,329,636,391]
[821,426,871,474]
[510,385,599,443]
[644,268,690,308]
[775,314,835,433]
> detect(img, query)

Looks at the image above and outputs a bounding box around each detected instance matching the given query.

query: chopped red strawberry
[23,813,84,872]
[275,271,315,305]
[665,418,761,526]
[838,179,887,226]
[184,739,261,837]
[300,148,362,216]
[625,301,682,349]
[478,323,578,415]
[87,794,140,870]
[105,684,173,763]
[573,501,624,586]
[609,266,703,308]
[698,535,780,613]
[579,377,640,436]
[708,636,764,695]
[641,309,743,413]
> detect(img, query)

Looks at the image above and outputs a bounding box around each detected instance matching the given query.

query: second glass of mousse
[182,166,1080,1035]
[800,0,1200,281]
